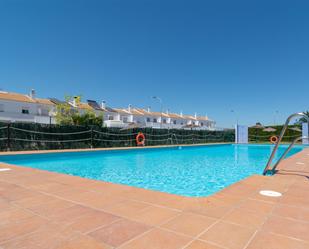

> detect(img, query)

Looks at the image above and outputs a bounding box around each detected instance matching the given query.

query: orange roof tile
[183,115,196,120]
[0,91,34,103]
[130,109,144,116]
[132,108,199,120]
[151,112,170,117]
[113,108,145,116]
[76,102,93,110]
[197,116,209,121]
[36,98,54,105]
[0,91,54,105]
[134,108,172,118]
[114,108,131,114]
[168,113,185,119]
[133,108,148,115]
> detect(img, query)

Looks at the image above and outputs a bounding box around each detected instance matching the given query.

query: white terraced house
[105,106,216,130]
[0,90,56,124]
[0,90,216,130]
[0,90,96,124]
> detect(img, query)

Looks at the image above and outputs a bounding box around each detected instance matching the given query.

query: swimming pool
[0,144,303,197]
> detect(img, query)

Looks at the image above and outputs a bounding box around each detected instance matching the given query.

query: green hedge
[248,125,302,143]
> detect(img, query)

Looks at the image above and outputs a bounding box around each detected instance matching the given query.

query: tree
[55,95,103,126]
[72,110,103,126]
[55,95,76,125]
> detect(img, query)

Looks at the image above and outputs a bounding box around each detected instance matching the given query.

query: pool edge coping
[0,142,232,156]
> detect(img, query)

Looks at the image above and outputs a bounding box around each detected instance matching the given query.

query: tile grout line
[193,176,292,249]
[115,212,188,249]
[180,187,259,249]
[242,173,300,249]
[267,231,309,244]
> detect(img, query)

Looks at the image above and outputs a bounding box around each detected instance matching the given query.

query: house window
[38,106,48,116]
[108,116,114,120]
[22,107,29,114]
[153,118,157,123]
[123,117,128,123]
[201,122,204,126]
[146,117,151,122]
[180,122,183,125]
[173,120,177,125]
[0,104,4,112]
[41,108,49,116]
[162,119,167,124]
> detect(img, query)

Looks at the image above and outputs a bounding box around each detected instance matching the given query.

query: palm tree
[295,111,309,124]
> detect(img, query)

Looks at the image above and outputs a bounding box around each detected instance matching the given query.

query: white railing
[103,120,127,128]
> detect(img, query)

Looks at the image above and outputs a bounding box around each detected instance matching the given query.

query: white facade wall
[197,120,216,130]
[103,111,120,121]
[132,115,146,124]
[143,115,156,128]
[0,99,56,124]
[103,111,121,127]
[169,118,185,128]
[103,120,127,128]
[119,113,132,123]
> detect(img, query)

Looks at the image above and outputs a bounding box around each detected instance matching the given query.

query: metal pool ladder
[168,133,179,145]
[171,133,179,144]
[262,112,309,175]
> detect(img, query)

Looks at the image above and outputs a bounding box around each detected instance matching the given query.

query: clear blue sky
[0,0,308,127]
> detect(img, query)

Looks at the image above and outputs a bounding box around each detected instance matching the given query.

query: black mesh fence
[0,122,235,151]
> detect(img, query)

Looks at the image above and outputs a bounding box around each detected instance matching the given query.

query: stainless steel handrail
[167,137,173,145]
[168,134,179,145]
[262,112,309,175]
[171,133,179,144]
[268,136,308,174]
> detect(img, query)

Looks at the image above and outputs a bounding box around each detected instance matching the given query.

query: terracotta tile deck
[0,147,309,248]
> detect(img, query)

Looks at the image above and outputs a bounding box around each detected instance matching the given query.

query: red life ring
[136,132,145,146]
[270,136,278,144]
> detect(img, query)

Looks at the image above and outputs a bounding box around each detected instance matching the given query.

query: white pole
[302,123,309,144]
[235,124,238,144]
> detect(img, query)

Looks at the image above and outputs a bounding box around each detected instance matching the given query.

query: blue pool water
[0,144,304,197]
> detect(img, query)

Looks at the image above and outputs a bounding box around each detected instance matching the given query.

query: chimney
[72,96,78,107]
[194,112,197,118]
[128,104,132,112]
[101,100,106,109]
[30,89,36,99]
[166,109,169,115]
[147,107,151,112]
[180,110,183,117]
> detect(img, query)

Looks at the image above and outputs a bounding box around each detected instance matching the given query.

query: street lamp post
[231,109,238,126]
[274,110,279,125]
[152,96,163,129]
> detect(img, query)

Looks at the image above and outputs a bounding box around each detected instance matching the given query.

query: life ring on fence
[136,132,145,146]
[269,136,278,144]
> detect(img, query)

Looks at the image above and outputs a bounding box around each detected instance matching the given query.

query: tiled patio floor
[0,147,309,249]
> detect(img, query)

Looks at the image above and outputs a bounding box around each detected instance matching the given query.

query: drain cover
[259,190,282,197]
[0,168,11,172]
